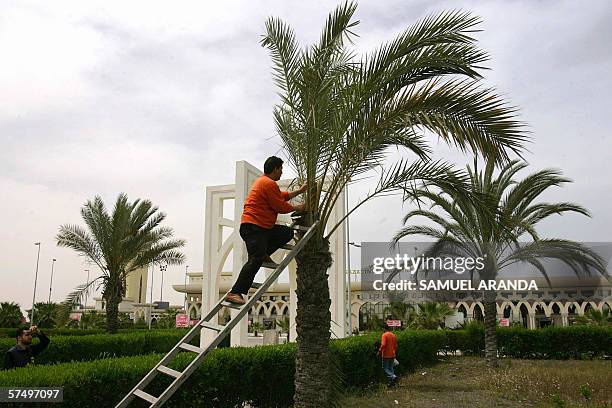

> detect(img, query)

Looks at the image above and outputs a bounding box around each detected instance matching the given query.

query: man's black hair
[15,326,28,338]
[264,156,284,174]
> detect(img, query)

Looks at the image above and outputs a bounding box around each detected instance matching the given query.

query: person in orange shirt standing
[225,156,306,305]
[378,323,398,386]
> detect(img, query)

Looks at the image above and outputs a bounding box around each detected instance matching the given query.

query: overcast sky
[1,0,610,313]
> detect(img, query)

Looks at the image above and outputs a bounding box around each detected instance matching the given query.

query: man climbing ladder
[225,155,306,305]
[115,157,317,407]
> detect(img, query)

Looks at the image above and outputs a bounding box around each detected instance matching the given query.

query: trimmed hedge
[0,327,168,338]
[443,326,612,359]
[0,330,443,408]
[0,330,192,369]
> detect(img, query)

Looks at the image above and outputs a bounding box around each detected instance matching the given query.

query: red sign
[498,318,510,327]
[176,314,189,328]
[386,320,402,327]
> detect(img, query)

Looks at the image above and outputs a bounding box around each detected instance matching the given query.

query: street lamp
[148,264,155,330]
[184,265,189,314]
[159,264,167,301]
[31,242,41,323]
[48,258,57,303]
[84,269,90,309]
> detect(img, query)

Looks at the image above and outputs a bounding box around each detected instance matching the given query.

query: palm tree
[250,321,264,337]
[410,302,454,330]
[576,308,611,326]
[80,310,105,329]
[276,317,290,334]
[383,301,413,323]
[261,2,527,404]
[56,193,185,333]
[392,159,607,366]
[29,302,59,328]
[156,307,181,329]
[0,302,24,328]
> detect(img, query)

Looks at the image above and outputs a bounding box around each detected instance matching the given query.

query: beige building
[175,271,612,332]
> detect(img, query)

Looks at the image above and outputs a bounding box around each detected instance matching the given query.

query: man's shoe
[225,293,245,305]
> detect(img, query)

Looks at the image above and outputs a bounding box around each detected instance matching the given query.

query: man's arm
[4,351,15,370]
[286,184,307,200]
[30,331,49,357]
[265,183,301,214]
[378,334,387,356]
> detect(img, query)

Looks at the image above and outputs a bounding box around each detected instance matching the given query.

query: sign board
[386,320,402,327]
[499,318,510,327]
[176,314,189,328]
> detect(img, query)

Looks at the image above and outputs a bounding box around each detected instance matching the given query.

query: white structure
[200,161,347,347]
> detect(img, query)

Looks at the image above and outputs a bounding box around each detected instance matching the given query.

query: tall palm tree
[261,3,527,404]
[392,159,607,366]
[56,193,185,333]
[0,302,24,328]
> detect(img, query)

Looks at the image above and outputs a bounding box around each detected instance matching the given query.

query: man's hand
[293,203,306,212]
[29,326,39,334]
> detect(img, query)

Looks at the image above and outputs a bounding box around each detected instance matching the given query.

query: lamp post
[159,264,167,301]
[184,265,189,315]
[48,258,57,303]
[84,269,90,309]
[148,264,154,329]
[31,242,41,323]
[348,242,362,336]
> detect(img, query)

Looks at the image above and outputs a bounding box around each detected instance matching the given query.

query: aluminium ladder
[116,221,319,408]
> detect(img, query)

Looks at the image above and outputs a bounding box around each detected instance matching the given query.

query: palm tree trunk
[294,235,333,408]
[105,293,121,334]
[483,291,498,367]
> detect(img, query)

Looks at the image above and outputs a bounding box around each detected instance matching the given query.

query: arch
[269,305,278,316]
[473,303,484,321]
[456,303,469,321]
[519,303,530,328]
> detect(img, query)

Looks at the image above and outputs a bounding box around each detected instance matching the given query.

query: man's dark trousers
[231,223,294,294]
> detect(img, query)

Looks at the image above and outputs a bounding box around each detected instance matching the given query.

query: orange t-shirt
[241,175,295,229]
[379,331,397,358]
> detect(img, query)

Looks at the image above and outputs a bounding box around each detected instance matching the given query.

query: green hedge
[0,330,442,408]
[0,327,170,338]
[0,330,192,369]
[443,326,612,359]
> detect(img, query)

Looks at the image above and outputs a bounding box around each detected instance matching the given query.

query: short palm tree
[393,159,607,366]
[410,302,454,330]
[576,308,611,326]
[261,2,527,404]
[383,301,413,323]
[80,310,105,329]
[0,302,24,328]
[29,302,59,328]
[57,193,185,333]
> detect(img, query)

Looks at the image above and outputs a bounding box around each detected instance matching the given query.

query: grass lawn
[339,357,611,407]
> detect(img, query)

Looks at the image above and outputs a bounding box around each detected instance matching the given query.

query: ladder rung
[157,365,182,378]
[262,261,279,269]
[281,244,294,250]
[221,301,243,309]
[201,321,225,331]
[179,343,204,354]
[251,282,262,289]
[290,224,309,232]
[133,389,157,404]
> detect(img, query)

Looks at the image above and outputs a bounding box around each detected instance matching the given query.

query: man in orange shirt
[378,324,398,386]
[225,156,306,305]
